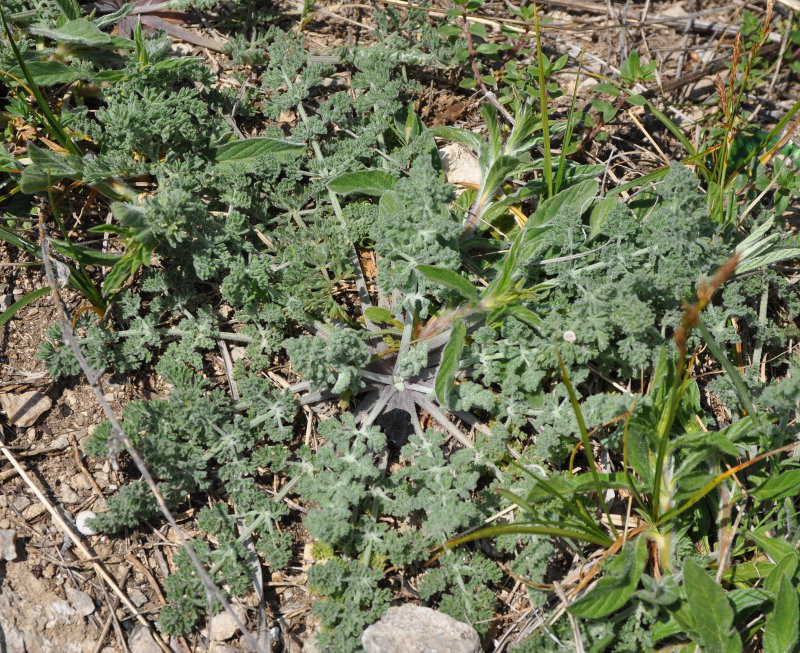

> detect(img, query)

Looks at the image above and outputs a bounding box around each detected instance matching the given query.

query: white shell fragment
[75,511,98,536]
[0,391,52,427]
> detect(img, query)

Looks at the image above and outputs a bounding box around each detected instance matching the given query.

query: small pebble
[129,588,149,607]
[75,511,98,536]
[66,586,95,616]
[0,529,17,561]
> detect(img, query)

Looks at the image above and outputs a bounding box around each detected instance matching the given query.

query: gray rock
[0,390,52,427]
[129,624,162,653]
[65,587,95,616]
[128,588,149,607]
[362,604,482,653]
[207,605,246,641]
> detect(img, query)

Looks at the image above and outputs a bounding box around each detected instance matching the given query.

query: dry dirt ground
[0,1,798,651]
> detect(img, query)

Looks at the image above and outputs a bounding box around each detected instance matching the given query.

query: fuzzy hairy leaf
[683,559,742,653]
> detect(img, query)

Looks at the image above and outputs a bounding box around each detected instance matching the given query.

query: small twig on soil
[90,564,131,653]
[0,439,164,649]
[64,428,105,500]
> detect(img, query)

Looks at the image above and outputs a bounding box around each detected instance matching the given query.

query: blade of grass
[532,2,552,198]
[696,320,758,421]
[554,50,583,194]
[445,521,615,550]
[558,351,619,539]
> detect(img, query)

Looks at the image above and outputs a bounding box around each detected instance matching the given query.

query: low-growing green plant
[2,0,798,650]
[444,252,800,651]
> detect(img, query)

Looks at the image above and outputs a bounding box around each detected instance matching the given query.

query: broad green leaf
[753,469,800,501]
[728,587,771,615]
[29,18,122,47]
[683,558,742,653]
[214,138,305,173]
[738,248,800,274]
[736,216,774,255]
[327,169,397,197]
[750,531,798,564]
[7,60,86,86]
[434,318,466,407]
[624,424,652,485]
[102,253,140,297]
[467,22,488,37]
[481,102,501,159]
[592,83,620,96]
[569,537,647,618]
[416,265,478,302]
[765,555,798,596]
[505,305,544,329]
[697,322,757,422]
[475,43,501,55]
[88,224,131,236]
[363,306,399,326]
[152,57,205,73]
[483,229,526,301]
[20,146,83,193]
[429,126,482,152]
[378,189,403,217]
[528,178,598,228]
[479,184,540,225]
[54,0,80,20]
[0,225,38,257]
[479,155,537,205]
[0,287,50,328]
[724,561,776,585]
[651,613,685,642]
[526,472,635,503]
[93,2,134,29]
[513,163,605,201]
[50,240,123,267]
[763,574,799,653]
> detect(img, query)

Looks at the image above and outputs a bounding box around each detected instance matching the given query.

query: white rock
[361,604,482,653]
[0,390,52,427]
[210,644,239,653]
[75,511,98,536]
[0,529,17,561]
[65,586,95,616]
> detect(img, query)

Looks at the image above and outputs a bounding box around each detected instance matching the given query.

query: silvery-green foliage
[285,328,370,395]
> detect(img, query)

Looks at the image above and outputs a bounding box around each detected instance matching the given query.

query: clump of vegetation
[1,0,799,650]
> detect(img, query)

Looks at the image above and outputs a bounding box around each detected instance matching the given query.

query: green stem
[558,351,619,539]
[533,3,552,198]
